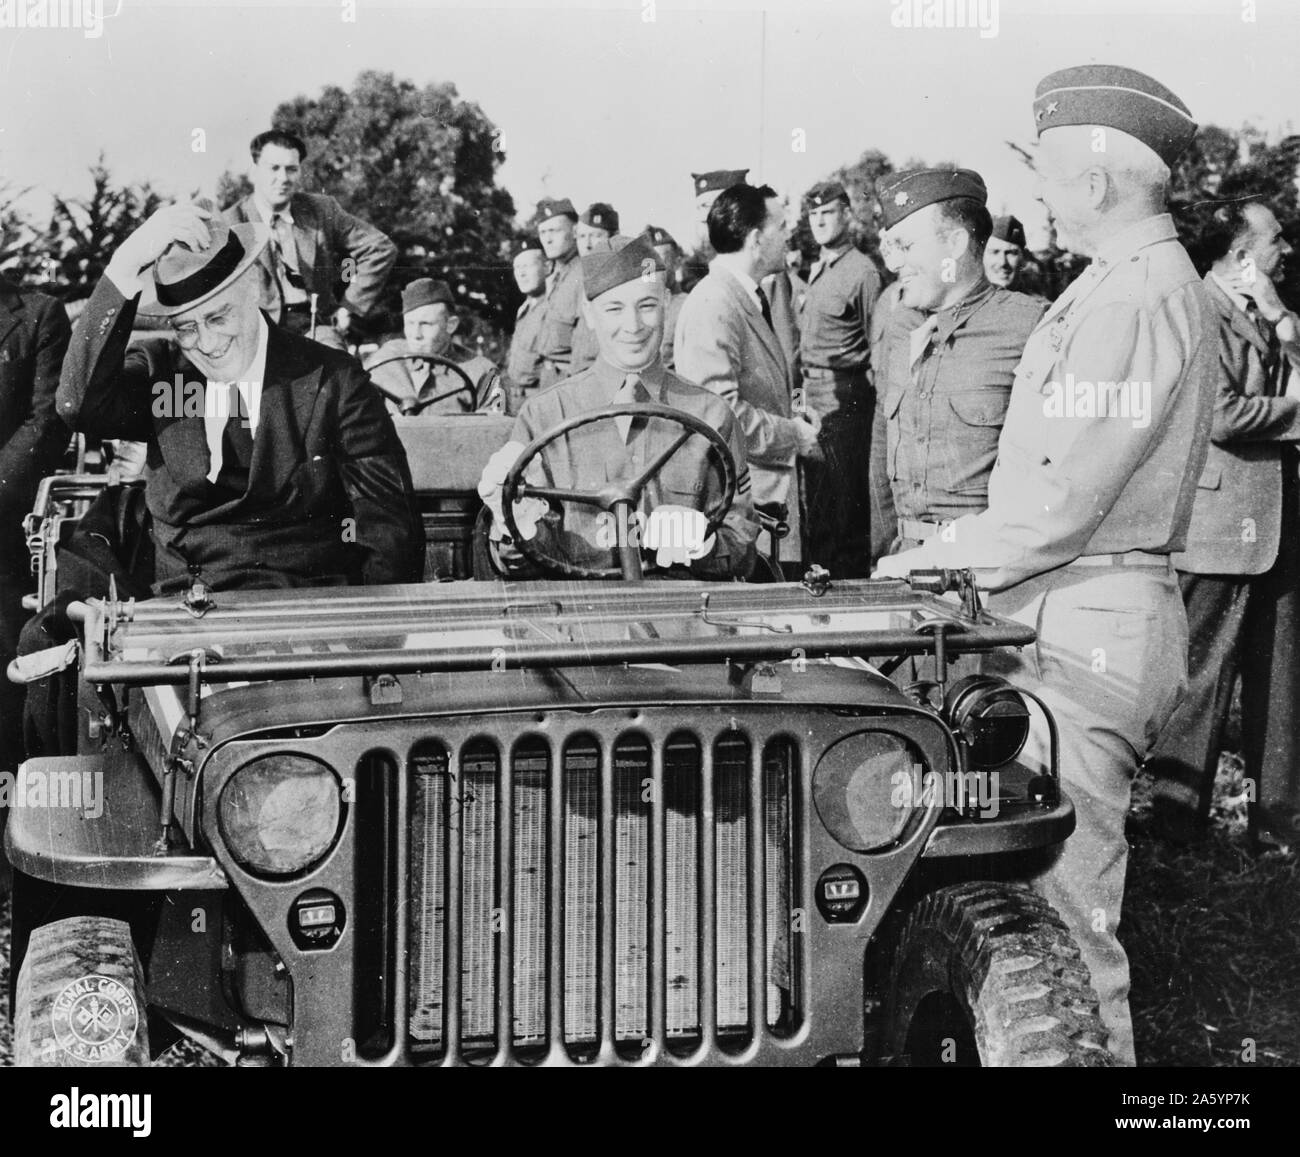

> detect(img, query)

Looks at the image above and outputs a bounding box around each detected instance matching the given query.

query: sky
[1,0,1297,251]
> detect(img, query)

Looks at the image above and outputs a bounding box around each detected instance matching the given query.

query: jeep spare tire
[881,882,1113,1067]
[14,916,150,1067]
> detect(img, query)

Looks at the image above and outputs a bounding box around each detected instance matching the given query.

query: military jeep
[5,397,1113,1068]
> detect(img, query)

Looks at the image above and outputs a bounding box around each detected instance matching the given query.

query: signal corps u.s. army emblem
[51,975,139,1062]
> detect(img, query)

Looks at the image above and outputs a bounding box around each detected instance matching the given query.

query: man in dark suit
[223,129,396,350]
[674,183,822,569]
[0,277,71,892]
[57,203,423,595]
[1147,198,1300,854]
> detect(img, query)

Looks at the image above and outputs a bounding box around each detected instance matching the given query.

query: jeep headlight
[218,754,342,877]
[812,732,924,853]
[943,675,1031,769]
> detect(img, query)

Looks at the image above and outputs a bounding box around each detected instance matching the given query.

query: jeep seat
[393,413,516,581]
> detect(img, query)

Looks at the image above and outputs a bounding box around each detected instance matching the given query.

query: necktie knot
[755,285,774,332]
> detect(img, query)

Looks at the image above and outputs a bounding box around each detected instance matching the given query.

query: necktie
[207,380,253,490]
[755,285,774,332]
[1245,302,1283,393]
[614,374,650,442]
[271,213,307,305]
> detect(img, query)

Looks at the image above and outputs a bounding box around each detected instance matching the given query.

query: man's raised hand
[111,203,215,283]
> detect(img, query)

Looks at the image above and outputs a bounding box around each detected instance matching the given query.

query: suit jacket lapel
[1204,273,1271,360]
[720,270,785,371]
[155,350,216,494]
[238,197,281,287]
[247,324,320,501]
[293,194,318,291]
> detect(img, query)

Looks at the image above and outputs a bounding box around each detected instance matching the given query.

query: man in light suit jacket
[674,183,821,568]
[1147,199,1300,853]
[57,204,423,595]
[223,129,396,350]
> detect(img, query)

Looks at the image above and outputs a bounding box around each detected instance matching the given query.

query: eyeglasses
[169,308,238,348]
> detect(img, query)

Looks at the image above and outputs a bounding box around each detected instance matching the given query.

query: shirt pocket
[948,389,1010,429]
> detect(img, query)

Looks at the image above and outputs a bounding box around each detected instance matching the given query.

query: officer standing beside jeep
[869,169,1047,565]
[876,65,1215,1065]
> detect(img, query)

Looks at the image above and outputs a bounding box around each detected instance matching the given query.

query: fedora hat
[139,220,271,317]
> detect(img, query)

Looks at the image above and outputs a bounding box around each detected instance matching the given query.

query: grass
[1125,754,1300,1067]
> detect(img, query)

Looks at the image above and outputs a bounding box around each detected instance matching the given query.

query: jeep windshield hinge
[159,648,209,849]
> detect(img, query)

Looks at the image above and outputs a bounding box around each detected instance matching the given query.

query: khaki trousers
[982,561,1188,1066]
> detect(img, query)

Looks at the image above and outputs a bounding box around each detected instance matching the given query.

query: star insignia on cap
[1045,100,1059,117]
[894,191,910,206]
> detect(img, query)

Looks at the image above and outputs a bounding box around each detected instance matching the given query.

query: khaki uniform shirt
[364,338,505,416]
[507,295,547,393]
[498,357,758,578]
[536,249,583,388]
[798,245,882,373]
[870,280,1046,530]
[892,213,1216,591]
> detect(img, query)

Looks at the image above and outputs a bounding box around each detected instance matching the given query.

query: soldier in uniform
[364,277,506,415]
[570,220,631,378]
[984,214,1029,291]
[506,236,547,398]
[643,224,686,370]
[876,65,1214,1065]
[576,202,619,256]
[869,171,1047,564]
[533,197,583,390]
[1147,198,1300,853]
[480,238,758,579]
[796,180,883,577]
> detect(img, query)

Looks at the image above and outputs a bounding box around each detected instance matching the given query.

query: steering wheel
[501,401,737,580]
[366,352,478,415]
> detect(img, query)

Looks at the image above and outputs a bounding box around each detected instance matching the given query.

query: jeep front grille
[408,722,801,1062]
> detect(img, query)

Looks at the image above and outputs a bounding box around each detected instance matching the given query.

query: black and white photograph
[0,0,1294,1122]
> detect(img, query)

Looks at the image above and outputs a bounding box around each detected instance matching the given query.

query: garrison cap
[533,197,579,226]
[990,215,1026,247]
[806,180,850,210]
[874,168,988,230]
[692,169,749,195]
[510,235,544,259]
[401,277,456,314]
[641,224,679,249]
[580,202,620,233]
[1033,64,1196,167]
[581,237,664,300]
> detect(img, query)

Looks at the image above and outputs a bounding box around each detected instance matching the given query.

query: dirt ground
[2,757,1295,1068]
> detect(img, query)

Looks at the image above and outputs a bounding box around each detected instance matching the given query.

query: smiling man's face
[168,271,263,380]
[585,273,666,374]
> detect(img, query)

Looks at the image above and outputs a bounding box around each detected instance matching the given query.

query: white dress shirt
[203,314,269,483]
